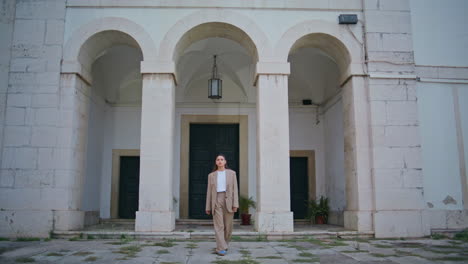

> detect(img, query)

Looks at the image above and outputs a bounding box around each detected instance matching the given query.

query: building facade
[0,0,467,238]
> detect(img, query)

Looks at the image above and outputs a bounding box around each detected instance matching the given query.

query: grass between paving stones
[454,228,468,242]
[239,249,251,257]
[15,257,35,263]
[113,245,142,258]
[431,234,448,240]
[394,249,422,257]
[340,250,369,253]
[256,256,282,259]
[15,237,41,242]
[72,251,93,256]
[46,252,64,256]
[291,258,319,263]
[185,243,198,249]
[370,253,398,258]
[157,249,170,254]
[84,256,99,261]
[231,235,267,242]
[428,256,468,262]
[372,243,394,248]
[212,259,260,264]
[106,235,134,245]
[148,239,177,247]
[160,262,182,264]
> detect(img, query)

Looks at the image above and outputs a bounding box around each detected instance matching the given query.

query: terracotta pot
[241,213,251,225]
[315,215,326,224]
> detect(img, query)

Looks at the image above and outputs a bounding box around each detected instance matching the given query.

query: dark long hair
[211,154,230,172]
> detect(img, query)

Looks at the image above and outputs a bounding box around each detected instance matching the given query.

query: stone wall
[0,0,66,237]
[364,0,429,237]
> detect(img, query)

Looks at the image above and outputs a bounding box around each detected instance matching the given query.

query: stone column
[342,76,374,232]
[135,73,176,232]
[53,72,91,231]
[255,68,293,232]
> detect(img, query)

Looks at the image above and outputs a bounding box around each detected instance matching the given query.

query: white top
[216,170,226,192]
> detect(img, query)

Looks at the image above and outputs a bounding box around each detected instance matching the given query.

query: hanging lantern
[208,55,222,99]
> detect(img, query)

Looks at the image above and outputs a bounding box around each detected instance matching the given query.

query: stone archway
[282,23,373,232]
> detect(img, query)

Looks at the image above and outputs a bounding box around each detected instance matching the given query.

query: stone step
[52,229,374,240]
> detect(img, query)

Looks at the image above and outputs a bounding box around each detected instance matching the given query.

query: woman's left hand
[232,207,238,212]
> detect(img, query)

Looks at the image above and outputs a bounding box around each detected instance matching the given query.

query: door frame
[290,150,316,202]
[180,115,248,219]
[111,149,140,219]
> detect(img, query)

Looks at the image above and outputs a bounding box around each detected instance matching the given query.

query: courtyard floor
[1,235,468,264]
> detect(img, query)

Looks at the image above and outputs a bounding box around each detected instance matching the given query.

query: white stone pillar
[135,73,175,232]
[255,73,293,233]
[53,72,91,231]
[342,76,374,232]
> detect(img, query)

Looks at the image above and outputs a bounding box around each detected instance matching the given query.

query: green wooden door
[118,156,140,219]
[290,157,309,219]
[189,124,239,219]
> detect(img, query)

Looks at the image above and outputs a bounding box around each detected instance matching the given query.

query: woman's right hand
[206,210,211,215]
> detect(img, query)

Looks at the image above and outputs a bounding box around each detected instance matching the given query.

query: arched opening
[174,22,258,220]
[77,30,144,225]
[288,33,351,226]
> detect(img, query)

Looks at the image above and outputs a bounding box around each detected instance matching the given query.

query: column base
[344,210,373,232]
[53,210,85,231]
[135,211,175,232]
[255,211,293,233]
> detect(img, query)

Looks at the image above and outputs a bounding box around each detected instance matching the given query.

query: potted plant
[239,196,256,225]
[307,196,329,224]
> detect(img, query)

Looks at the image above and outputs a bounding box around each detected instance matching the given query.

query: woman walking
[205,154,239,256]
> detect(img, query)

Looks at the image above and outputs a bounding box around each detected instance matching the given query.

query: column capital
[141,60,177,85]
[254,62,290,85]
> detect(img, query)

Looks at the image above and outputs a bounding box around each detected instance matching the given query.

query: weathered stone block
[32,94,58,108]
[45,19,64,45]
[379,0,410,11]
[402,146,422,169]
[374,210,430,237]
[386,101,419,125]
[373,168,403,188]
[4,125,31,146]
[1,147,37,169]
[53,210,85,231]
[366,11,412,33]
[0,169,15,187]
[5,107,25,125]
[402,169,423,188]
[13,169,54,188]
[375,188,424,210]
[34,108,58,126]
[10,58,46,72]
[13,19,45,44]
[370,101,386,125]
[446,210,468,228]
[7,93,32,107]
[32,127,57,147]
[373,147,404,169]
[16,0,66,20]
[382,33,413,51]
[369,84,407,101]
[385,125,420,147]
[135,210,175,232]
[0,210,53,238]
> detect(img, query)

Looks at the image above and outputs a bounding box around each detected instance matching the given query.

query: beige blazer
[205,169,239,213]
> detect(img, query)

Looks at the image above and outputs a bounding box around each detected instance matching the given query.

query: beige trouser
[213,192,234,251]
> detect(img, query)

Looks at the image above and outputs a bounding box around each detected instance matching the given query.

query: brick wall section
[0,0,66,237]
[364,0,428,237]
